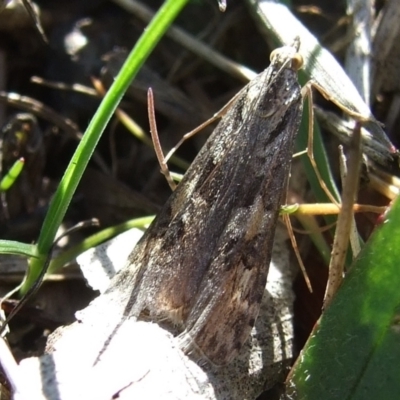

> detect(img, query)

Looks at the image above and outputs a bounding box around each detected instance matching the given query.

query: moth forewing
[178,67,303,365]
[121,40,303,366]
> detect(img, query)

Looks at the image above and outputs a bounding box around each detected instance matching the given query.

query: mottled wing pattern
[112,41,303,365]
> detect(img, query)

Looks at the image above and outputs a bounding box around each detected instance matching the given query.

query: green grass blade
[21,0,189,295]
[0,158,25,192]
[0,240,37,258]
[48,216,154,274]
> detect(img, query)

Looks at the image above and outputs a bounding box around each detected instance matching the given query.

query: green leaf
[0,240,37,258]
[287,198,400,399]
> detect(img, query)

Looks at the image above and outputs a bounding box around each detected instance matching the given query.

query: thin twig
[324,123,363,308]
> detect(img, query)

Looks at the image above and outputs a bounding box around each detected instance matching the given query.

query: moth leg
[301,83,341,207]
[147,88,177,190]
[304,79,386,201]
[281,212,312,292]
[164,90,241,163]
[302,82,366,303]
[286,81,345,292]
[307,80,382,124]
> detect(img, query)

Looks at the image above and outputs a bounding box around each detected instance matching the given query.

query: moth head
[269,36,303,72]
[270,48,303,71]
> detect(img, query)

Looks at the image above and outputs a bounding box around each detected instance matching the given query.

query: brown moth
[112,38,303,366]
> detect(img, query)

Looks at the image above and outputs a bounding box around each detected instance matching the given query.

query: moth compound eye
[270,49,279,62]
[291,53,303,70]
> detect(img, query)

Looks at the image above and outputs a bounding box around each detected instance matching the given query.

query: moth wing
[112,59,302,366]
[112,95,248,321]
[177,193,275,366]
[175,84,303,365]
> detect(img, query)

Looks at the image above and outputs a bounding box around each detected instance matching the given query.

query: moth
[114,38,304,366]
